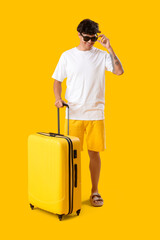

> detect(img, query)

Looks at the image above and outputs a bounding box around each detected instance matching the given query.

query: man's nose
[88,39,92,43]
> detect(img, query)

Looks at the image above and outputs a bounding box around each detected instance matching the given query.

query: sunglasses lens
[91,37,97,42]
[83,37,90,41]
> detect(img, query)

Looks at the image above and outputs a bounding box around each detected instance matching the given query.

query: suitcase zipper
[64,136,74,214]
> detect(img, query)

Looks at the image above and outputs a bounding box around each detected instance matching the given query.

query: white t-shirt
[52,46,113,120]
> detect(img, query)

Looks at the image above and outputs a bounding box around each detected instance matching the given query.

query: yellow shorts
[64,119,106,152]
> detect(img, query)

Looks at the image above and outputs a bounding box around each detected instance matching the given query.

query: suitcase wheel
[58,214,63,221]
[30,203,34,210]
[76,209,81,216]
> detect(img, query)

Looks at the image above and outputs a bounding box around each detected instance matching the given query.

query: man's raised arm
[97,34,124,75]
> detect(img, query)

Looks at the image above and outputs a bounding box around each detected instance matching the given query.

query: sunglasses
[80,33,98,42]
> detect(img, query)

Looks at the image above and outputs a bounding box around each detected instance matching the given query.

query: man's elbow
[114,70,124,76]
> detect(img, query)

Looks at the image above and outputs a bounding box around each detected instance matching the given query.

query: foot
[90,192,104,207]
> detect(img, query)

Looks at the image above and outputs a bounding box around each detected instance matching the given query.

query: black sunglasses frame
[80,33,98,42]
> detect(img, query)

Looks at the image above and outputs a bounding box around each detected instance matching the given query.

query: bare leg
[88,150,101,203]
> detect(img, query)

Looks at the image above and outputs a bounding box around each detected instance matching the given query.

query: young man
[52,19,124,207]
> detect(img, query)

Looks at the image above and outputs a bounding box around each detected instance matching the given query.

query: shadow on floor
[82,199,91,207]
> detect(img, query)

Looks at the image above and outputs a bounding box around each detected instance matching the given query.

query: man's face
[78,32,98,49]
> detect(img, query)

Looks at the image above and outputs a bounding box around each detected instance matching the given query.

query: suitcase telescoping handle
[57,102,69,135]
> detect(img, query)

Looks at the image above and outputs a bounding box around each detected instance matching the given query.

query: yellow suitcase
[28,104,81,220]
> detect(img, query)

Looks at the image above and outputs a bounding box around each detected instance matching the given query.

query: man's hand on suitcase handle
[55,98,68,108]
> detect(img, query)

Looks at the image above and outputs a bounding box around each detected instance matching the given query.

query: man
[52,19,124,207]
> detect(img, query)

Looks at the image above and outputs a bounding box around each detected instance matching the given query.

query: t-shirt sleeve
[51,53,67,82]
[105,53,114,72]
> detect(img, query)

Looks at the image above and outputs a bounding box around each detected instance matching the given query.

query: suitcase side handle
[57,103,69,135]
[74,164,77,188]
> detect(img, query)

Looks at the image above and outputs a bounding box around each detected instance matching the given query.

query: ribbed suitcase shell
[28,132,81,217]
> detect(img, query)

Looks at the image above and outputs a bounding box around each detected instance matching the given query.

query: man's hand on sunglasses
[97,34,111,51]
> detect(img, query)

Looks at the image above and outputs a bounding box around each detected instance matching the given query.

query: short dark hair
[77,19,101,35]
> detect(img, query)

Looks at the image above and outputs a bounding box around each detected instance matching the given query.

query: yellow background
[1,0,159,239]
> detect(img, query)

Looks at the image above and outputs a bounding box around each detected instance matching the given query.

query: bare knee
[88,150,100,158]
